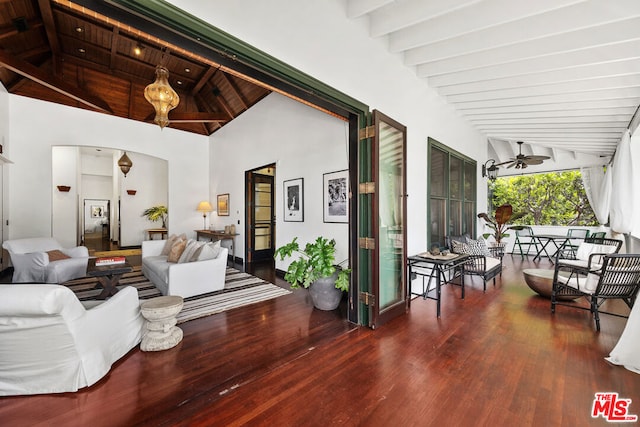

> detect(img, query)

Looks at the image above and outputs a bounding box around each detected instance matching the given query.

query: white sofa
[0,284,144,396]
[141,239,228,298]
[2,237,89,283]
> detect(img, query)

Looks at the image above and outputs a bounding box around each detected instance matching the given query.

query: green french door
[361,110,408,328]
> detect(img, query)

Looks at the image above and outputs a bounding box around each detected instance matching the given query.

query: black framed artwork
[323,169,349,223]
[284,178,304,222]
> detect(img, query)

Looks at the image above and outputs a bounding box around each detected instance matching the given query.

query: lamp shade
[196,201,213,213]
[144,65,179,129]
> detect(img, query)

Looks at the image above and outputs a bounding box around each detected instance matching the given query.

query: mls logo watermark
[592,392,638,422]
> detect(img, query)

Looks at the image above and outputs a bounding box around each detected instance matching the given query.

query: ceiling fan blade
[524,155,551,161]
[523,159,544,165]
[507,162,517,169]
[494,160,515,167]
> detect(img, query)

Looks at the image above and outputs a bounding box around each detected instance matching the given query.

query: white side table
[140,296,184,351]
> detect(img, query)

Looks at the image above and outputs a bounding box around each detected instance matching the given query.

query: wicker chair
[551,253,640,331]
[555,237,622,270]
[446,235,502,292]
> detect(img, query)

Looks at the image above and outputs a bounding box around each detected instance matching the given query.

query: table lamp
[196,201,213,230]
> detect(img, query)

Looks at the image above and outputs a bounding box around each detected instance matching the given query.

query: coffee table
[523,268,577,300]
[87,258,133,300]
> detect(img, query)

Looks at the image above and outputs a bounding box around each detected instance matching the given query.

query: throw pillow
[179,240,205,263]
[451,240,472,255]
[196,241,222,261]
[161,233,187,256]
[47,250,70,262]
[467,239,492,257]
[167,239,187,263]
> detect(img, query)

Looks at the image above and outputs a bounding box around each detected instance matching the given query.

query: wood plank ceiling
[0,0,271,136]
[346,0,640,164]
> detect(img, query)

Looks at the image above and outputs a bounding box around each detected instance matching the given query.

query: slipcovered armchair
[2,237,89,283]
[0,284,144,395]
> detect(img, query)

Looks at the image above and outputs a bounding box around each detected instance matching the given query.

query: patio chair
[563,228,590,258]
[555,237,622,271]
[551,253,640,331]
[511,226,540,259]
[590,231,606,239]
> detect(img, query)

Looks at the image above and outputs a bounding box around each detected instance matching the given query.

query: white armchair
[2,237,89,283]
[0,284,144,395]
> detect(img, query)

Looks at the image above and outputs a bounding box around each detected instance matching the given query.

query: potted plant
[142,205,168,229]
[274,236,350,310]
[477,203,525,245]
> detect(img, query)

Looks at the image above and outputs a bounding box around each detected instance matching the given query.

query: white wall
[0,84,9,257]
[166,0,488,256]
[210,93,349,268]
[8,95,209,242]
[631,131,640,239]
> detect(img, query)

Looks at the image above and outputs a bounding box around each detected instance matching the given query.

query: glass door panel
[372,110,407,327]
[251,174,274,261]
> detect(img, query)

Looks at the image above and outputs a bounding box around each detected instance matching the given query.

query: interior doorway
[82,199,111,252]
[245,164,276,264]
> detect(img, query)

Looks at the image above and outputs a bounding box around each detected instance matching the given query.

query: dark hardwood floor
[1,256,638,426]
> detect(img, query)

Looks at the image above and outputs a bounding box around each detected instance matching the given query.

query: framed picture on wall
[323,169,349,223]
[283,178,304,222]
[217,193,229,216]
[91,205,104,218]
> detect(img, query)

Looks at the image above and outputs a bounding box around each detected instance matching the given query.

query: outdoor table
[407,252,468,317]
[532,234,578,262]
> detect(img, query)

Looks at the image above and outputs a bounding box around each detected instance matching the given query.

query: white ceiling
[345,0,640,170]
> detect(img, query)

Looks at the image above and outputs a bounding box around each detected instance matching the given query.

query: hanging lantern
[144,65,179,129]
[118,151,133,177]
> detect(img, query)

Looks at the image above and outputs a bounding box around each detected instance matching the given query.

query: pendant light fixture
[144,65,179,129]
[118,151,133,177]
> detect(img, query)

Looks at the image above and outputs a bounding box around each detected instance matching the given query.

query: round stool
[140,295,184,351]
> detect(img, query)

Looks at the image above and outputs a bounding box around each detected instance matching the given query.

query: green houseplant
[477,203,525,244]
[274,236,350,310]
[142,205,168,228]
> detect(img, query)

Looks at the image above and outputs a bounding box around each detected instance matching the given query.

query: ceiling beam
[0,20,44,41]
[0,48,112,113]
[37,0,61,75]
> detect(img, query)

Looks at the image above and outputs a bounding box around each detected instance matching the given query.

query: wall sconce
[57,185,71,192]
[126,190,137,195]
[482,159,499,181]
[196,201,213,230]
[118,152,133,177]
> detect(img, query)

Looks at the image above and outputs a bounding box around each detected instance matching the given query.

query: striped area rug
[64,266,291,324]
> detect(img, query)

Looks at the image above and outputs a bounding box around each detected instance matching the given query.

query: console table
[146,228,168,240]
[195,230,239,265]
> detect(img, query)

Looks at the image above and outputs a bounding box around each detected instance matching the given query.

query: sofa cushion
[47,250,70,262]
[143,255,171,284]
[167,239,187,263]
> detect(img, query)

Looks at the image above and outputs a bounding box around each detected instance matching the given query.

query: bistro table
[407,252,468,317]
[532,234,573,263]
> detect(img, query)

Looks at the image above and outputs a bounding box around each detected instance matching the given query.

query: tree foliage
[488,170,597,226]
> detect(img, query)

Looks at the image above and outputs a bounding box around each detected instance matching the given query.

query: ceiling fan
[495,141,550,169]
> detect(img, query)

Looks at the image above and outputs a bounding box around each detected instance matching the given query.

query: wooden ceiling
[0,0,272,135]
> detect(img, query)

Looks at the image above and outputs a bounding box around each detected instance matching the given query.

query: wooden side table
[146,228,168,240]
[140,296,184,351]
[195,229,238,265]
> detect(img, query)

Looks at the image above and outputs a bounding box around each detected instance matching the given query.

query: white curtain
[610,129,635,235]
[581,165,611,225]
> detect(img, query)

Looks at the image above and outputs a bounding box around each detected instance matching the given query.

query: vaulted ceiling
[0,0,272,136]
[347,0,640,165]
